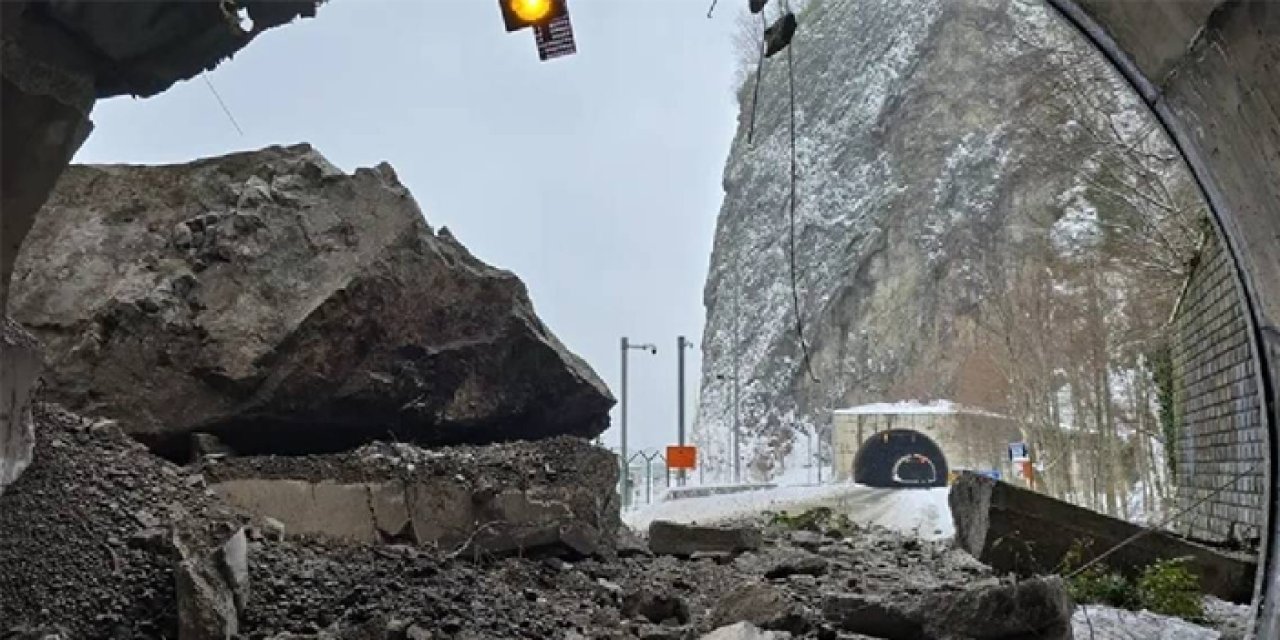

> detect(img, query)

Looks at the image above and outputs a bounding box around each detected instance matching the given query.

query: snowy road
[624,482,953,540]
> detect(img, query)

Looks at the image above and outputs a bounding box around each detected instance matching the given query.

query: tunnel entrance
[852,429,948,488]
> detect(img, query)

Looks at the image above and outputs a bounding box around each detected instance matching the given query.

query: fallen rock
[822,576,1073,640]
[787,530,826,551]
[622,587,691,625]
[743,548,828,579]
[260,517,287,542]
[191,433,236,462]
[618,526,655,558]
[10,144,614,459]
[0,319,41,494]
[821,592,923,639]
[648,521,763,557]
[175,528,250,640]
[710,583,809,634]
[700,622,792,640]
[917,576,1072,640]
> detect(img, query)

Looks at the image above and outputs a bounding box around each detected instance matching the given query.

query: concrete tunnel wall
[1043,0,1279,634]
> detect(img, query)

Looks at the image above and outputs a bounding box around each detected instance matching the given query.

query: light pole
[805,427,813,485]
[715,372,741,484]
[620,337,656,509]
[676,335,694,486]
[731,255,742,483]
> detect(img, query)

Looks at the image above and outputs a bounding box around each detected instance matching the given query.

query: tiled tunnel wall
[1171,231,1266,548]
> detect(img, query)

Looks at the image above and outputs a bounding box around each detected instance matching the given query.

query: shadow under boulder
[9,144,614,460]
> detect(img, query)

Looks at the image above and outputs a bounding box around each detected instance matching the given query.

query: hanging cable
[745,10,768,145]
[785,26,819,384]
[1065,461,1261,580]
[202,72,244,136]
[706,0,719,18]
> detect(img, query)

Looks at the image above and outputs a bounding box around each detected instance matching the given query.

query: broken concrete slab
[208,436,619,558]
[950,473,1256,603]
[0,319,41,494]
[648,521,763,557]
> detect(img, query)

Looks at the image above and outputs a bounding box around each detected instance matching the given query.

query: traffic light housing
[499,0,566,32]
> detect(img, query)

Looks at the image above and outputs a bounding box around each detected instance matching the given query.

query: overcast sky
[75,0,742,456]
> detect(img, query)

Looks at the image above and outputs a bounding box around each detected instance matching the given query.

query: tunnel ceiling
[2,0,321,100]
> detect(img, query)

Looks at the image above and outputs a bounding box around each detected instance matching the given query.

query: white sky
[74,0,742,455]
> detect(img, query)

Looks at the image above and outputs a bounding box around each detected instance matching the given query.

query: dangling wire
[785,26,819,384]
[745,11,768,144]
[202,72,244,136]
[706,0,719,18]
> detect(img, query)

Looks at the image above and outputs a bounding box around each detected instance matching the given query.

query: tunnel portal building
[833,400,1026,487]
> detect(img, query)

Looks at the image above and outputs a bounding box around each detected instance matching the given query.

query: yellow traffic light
[510,0,552,23]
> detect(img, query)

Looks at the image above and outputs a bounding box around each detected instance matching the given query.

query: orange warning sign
[666,445,697,470]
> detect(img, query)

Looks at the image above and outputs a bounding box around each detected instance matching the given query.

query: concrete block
[950,473,1257,603]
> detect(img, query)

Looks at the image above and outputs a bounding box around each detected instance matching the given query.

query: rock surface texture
[11,144,613,458]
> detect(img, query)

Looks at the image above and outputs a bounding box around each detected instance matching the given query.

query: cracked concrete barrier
[1,319,41,493]
[207,436,620,557]
[210,479,412,543]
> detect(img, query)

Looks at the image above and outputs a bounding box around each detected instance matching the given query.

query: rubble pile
[0,403,1055,640]
[2,401,1258,639]
[0,404,249,637]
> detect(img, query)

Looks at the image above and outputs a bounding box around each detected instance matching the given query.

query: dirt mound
[0,404,246,637]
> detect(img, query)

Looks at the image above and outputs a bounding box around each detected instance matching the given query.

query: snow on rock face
[833,399,1007,417]
[693,0,1126,479]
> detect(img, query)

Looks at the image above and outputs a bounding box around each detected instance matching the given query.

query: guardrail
[662,483,778,501]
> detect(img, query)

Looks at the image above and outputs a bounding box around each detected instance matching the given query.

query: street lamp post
[716,371,741,484]
[620,337,657,509]
[676,335,694,486]
[805,427,813,485]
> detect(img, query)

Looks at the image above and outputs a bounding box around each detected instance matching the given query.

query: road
[624,482,953,540]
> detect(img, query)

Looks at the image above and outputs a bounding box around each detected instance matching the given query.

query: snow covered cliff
[693,0,1200,485]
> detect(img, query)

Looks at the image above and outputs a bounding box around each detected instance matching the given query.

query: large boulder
[10,144,613,458]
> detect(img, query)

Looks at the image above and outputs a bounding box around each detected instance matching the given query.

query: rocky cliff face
[11,145,614,459]
[693,0,1177,478]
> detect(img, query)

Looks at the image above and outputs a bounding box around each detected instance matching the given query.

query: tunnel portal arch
[852,429,949,488]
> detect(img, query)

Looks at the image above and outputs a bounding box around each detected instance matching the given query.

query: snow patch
[834,399,1008,419]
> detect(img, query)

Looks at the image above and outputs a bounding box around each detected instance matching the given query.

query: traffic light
[499,0,566,32]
